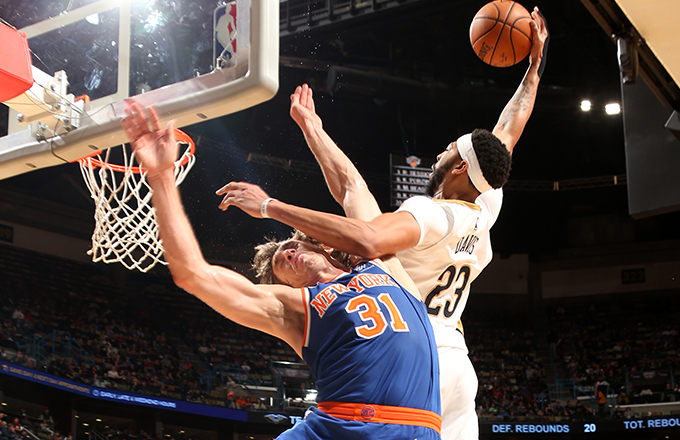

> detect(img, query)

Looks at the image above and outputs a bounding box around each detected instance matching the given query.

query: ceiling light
[580,100,591,112]
[605,103,620,115]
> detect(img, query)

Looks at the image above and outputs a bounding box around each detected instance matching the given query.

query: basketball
[470,0,533,67]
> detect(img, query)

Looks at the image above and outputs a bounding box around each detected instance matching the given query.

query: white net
[78,136,195,272]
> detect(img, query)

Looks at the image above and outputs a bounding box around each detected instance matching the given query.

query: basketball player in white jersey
[218,8,548,440]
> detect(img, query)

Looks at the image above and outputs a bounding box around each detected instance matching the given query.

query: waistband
[317,401,442,433]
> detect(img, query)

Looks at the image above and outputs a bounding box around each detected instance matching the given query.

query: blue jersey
[301,261,440,413]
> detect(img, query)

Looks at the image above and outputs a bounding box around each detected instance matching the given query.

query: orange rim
[77,128,195,174]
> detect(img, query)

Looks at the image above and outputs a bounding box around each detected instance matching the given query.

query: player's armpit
[359,211,422,258]
[177,264,306,356]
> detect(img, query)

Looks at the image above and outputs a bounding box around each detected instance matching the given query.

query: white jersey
[396,189,503,351]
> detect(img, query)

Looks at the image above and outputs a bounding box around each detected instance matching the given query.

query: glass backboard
[0,0,278,180]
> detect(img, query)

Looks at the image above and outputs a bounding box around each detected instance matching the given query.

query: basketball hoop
[77,128,196,272]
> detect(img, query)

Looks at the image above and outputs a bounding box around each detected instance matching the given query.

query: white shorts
[439,346,479,440]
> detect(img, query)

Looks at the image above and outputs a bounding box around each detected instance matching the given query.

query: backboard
[0,0,278,180]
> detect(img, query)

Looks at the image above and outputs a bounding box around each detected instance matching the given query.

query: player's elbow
[352,232,386,260]
[167,258,208,293]
[170,269,198,294]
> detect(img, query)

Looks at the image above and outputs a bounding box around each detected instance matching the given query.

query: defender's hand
[216,181,272,218]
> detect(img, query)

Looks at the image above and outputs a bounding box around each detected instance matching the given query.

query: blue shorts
[276,407,441,440]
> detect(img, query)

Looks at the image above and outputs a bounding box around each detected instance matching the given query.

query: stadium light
[605,103,621,115]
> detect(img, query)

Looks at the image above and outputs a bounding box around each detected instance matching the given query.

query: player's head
[253,230,351,287]
[425,129,511,197]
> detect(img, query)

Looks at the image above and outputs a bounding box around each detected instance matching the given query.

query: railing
[33,330,94,366]
[536,379,596,408]
[199,363,265,394]
[88,430,109,440]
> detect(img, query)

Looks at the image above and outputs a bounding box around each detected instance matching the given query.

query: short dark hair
[252,230,352,285]
[471,128,512,188]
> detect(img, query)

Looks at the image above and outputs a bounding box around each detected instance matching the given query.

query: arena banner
[0,361,247,421]
[482,416,680,435]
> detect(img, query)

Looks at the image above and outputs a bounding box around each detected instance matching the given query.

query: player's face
[271,239,334,288]
[426,142,461,197]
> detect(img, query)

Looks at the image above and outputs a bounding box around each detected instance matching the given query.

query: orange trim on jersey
[301,288,310,348]
[433,198,481,211]
[317,401,441,433]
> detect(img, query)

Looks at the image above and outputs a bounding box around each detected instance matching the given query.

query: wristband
[260,198,276,218]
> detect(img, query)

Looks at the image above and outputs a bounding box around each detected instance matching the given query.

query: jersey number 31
[346,293,410,339]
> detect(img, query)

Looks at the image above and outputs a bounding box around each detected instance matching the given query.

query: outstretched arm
[122,104,305,355]
[290,84,381,221]
[493,7,549,154]
[217,181,421,260]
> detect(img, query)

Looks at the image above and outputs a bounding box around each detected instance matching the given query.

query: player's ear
[452,159,468,174]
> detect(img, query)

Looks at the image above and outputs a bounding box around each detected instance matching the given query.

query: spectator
[613,406,624,419]
[7,424,20,440]
[93,373,110,388]
[639,387,653,404]
[597,389,606,416]
[497,407,509,420]
[226,376,237,391]
[107,366,121,381]
[226,392,239,409]
[38,408,53,430]
[40,418,54,436]
[242,396,254,409]
[0,418,10,440]
[241,362,251,374]
[617,388,629,405]
[235,395,247,409]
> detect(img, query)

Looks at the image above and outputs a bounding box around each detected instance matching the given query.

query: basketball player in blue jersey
[121,103,442,439]
[217,8,548,440]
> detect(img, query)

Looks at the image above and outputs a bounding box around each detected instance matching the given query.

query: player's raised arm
[122,104,306,355]
[492,7,548,154]
[290,84,381,221]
